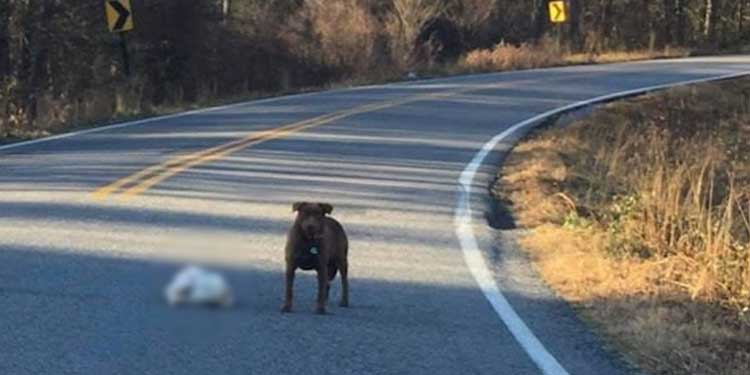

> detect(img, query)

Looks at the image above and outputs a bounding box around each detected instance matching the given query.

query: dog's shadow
[159,265,373,315]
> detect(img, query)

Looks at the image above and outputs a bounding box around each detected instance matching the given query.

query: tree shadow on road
[0,244,634,375]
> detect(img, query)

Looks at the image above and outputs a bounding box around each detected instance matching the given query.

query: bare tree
[386,0,447,69]
[676,0,687,44]
[663,0,674,45]
[446,0,495,32]
[705,0,714,36]
[285,0,378,74]
[5,0,32,130]
[740,1,746,34]
[531,0,547,41]
[704,0,722,45]
[221,0,230,22]
[567,0,582,51]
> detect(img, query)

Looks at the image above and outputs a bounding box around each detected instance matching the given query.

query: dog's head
[292,202,333,240]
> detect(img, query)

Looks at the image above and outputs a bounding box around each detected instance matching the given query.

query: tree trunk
[704,0,713,37]
[6,0,32,129]
[0,1,9,78]
[704,0,721,45]
[663,0,674,46]
[567,0,582,51]
[646,0,656,51]
[676,0,686,45]
[598,0,614,50]
[221,0,230,22]
[739,1,745,34]
[531,0,547,41]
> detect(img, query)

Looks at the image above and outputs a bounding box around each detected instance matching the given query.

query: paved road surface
[1,56,748,374]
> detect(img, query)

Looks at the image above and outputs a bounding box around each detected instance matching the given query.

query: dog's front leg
[281,263,295,313]
[315,262,329,315]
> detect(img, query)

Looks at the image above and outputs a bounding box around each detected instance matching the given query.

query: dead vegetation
[458,41,690,74]
[3,1,750,140]
[458,39,565,73]
[564,48,690,65]
[495,77,750,375]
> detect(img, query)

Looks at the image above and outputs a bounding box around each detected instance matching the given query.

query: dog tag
[310,246,319,255]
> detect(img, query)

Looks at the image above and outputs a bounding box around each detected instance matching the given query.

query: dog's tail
[327,264,338,281]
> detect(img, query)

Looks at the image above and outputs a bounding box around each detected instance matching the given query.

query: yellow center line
[91,97,408,200]
[90,76,557,201]
[119,120,323,199]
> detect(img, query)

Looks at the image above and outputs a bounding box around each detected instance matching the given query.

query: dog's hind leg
[327,263,338,281]
[325,263,338,300]
[339,259,349,307]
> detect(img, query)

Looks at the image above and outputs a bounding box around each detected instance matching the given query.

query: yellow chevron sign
[105,0,134,32]
[548,1,567,23]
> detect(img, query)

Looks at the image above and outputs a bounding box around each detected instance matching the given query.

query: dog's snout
[300,217,323,238]
[303,223,320,236]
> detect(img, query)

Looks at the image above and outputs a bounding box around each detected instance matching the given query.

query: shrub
[459,40,563,73]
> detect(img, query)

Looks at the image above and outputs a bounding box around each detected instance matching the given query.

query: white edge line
[454,70,750,375]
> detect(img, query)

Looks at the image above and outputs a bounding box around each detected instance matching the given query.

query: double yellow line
[90,73,589,201]
[90,97,413,201]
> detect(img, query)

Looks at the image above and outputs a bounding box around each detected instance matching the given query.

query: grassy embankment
[495,77,750,375]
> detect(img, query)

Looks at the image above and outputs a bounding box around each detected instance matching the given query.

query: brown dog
[281,202,349,314]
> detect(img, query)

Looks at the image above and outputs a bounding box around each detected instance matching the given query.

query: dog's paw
[314,306,327,315]
[339,300,349,308]
[280,304,292,313]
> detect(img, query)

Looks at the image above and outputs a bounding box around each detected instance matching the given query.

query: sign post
[548,1,568,52]
[118,34,131,77]
[105,0,134,76]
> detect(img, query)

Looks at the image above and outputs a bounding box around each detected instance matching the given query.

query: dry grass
[522,226,750,375]
[458,40,565,73]
[457,42,689,75]
[495,77,750,375]
[565,48,690,65]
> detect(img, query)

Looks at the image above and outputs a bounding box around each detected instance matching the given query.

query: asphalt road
[2,56,749,375]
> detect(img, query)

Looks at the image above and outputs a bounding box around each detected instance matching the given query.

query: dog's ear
[292,202,305,212]
[319,203,333,215]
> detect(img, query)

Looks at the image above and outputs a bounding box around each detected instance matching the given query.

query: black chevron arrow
[109,1,130,31]
[552,3,564,20]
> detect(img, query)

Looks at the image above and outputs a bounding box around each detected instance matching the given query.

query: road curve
[1,56,749,375]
